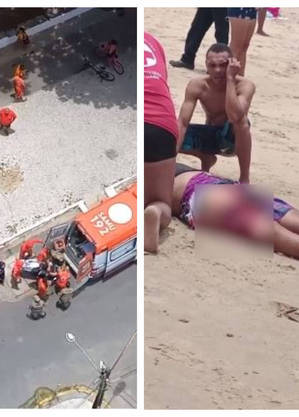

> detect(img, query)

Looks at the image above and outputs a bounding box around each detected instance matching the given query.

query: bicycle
[109,55,124,75]
[95,43,125,75]
[81,56,115,82]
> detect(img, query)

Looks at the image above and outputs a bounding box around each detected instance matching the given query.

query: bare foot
[144,205,160,253]
[256,30,270,36]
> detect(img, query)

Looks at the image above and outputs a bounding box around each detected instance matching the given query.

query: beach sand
[144,8,299,409]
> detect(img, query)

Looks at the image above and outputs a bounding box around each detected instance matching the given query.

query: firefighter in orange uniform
[19,238,43,259]
[0,107,17,136]
[13,64,26,101]
[37,247,49,263]
[36,270,49,301]
[14,64,26,78]
[11,258,24,289]
[55,265,71,293]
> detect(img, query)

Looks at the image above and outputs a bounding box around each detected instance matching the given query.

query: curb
[0,199,88,250]
[104,175,136,197]
[0,8,93,50]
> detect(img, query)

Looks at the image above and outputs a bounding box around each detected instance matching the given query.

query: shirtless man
[177,43,255,183]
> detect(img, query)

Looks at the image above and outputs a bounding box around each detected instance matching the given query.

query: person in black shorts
[177,43,255,183]
[144,123,177,253]
[144,32,178,253]
[144,123,176,163]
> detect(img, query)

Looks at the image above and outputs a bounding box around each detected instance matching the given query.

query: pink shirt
[144,32,178,141]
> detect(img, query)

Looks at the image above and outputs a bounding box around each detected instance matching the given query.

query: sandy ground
[145,8,299,409]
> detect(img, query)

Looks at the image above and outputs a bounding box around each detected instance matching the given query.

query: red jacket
[37,277,48,298]
[19,238,43,258]
[37,247,49,262]
[56,270,70,290]
[0,108,17,127]
[11,259,24,280]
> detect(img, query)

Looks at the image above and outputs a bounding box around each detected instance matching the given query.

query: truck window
[110,239,136,262]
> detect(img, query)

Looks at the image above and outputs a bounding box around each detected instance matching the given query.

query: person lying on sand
[172,163,299,258]
[177,43,255,184]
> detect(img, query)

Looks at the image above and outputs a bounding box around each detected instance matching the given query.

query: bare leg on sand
[144,157,176,253]
[257,8,270,36]
[229,17,256,76]
[232,117,252,183]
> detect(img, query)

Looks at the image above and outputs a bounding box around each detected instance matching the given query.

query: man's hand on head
[226,57,241,80]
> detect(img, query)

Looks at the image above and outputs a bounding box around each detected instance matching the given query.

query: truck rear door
[44,223,70,249]
[76,253,93,283]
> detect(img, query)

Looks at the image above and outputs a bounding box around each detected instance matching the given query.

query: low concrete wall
[0,200,87,252]
[0,8,93,50]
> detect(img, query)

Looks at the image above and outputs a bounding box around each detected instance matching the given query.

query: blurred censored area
[193,184,273,259]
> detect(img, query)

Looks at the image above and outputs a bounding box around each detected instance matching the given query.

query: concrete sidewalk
[0,8,136,242]
[0,8,136,305]
[0,8,136,89]
[0,8,91,50]
[0,8,136,101]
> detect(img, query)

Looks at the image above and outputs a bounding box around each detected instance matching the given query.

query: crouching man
[177,43,255,183]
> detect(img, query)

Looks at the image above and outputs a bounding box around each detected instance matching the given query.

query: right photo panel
[144,7,299,409]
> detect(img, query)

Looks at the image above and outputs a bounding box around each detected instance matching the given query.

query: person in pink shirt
[144,32,178,253]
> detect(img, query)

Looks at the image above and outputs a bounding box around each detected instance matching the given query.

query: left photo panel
[0,7,136,409]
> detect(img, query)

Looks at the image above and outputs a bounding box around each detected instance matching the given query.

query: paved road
[0,8,136,240]
[0,264,136,408]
